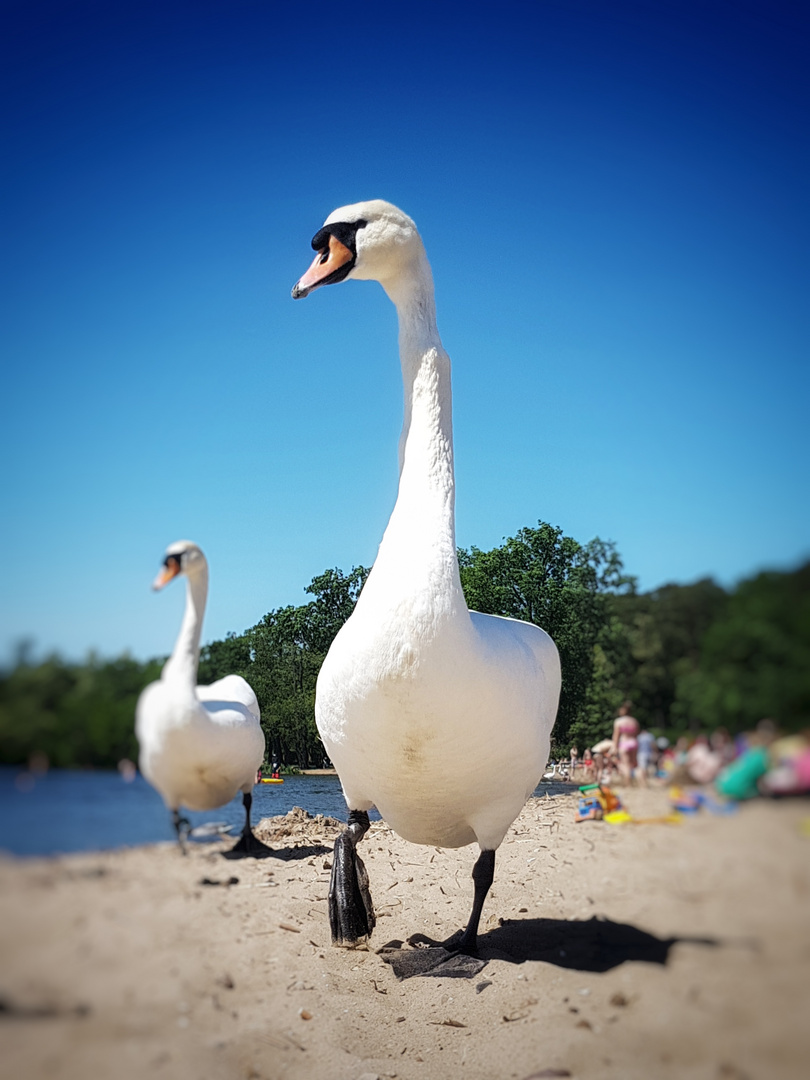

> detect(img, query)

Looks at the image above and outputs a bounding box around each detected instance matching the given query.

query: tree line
[1,523,807,770]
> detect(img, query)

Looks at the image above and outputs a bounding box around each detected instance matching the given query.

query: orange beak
[292,234,354,299]
[152,559,181,591]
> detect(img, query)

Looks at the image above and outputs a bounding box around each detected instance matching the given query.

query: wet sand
[1,789,808,1080]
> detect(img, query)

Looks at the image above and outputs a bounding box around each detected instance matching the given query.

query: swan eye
[311,226,332,252]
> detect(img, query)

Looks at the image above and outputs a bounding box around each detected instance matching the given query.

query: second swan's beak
[291,234,354,299]
[152,559,180,591]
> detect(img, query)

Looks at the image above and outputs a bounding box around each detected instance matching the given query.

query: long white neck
[161,568,208,689]
[368,255,465,615]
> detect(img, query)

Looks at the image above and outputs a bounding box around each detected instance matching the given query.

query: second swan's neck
[371,257,465,612]
[161,568,208,690]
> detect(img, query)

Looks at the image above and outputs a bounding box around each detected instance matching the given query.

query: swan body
[318,608,558,850]
[137,673,262,812]
[293,201,561,954]
[135,541,268,852]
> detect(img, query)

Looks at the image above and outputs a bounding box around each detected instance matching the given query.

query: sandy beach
[1,787,808,1080]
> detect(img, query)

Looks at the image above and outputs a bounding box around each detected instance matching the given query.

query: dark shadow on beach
[481,915,719,972]
[220,843,331,862]
[385,915,720,979]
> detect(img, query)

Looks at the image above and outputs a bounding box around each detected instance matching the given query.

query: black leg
[328,809,375,945]
[449,848,496,957]
[230,790,273,856]
[172,809,191,854]
[379,846,494,980]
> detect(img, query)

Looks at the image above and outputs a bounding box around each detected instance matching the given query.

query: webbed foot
[379,936,486,980]
[328,810,375,946]
[172,810,191,854]
[224,790,274,858]
[441,927,480,958]
[228,828,273,857]
[376,847,496,980]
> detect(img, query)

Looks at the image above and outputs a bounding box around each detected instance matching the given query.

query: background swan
[293,201,561,961]
[135,541,269,855]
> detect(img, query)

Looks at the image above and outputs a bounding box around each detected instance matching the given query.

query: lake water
[0,767,571,857]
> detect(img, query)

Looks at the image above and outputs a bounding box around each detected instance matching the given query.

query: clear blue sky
[2,0,808,663]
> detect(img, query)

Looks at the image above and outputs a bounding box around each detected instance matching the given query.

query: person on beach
[710,728,736,766]
[581,747,595,782]
[612,701,640,785]
[569,746,580,781]
[637,728,656,785]
[592,749,607,784]
[686,734,723,784]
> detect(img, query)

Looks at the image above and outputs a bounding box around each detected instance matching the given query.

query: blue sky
[2,0,808,663]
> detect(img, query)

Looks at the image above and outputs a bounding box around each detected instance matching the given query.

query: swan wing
[198,674,261,724]
[135,679,163,744]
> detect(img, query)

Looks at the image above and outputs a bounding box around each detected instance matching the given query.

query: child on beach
[612,701,640,785]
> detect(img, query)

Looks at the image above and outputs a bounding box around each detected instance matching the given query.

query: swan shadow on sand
[220,842,332,863]
[380,915,720,980]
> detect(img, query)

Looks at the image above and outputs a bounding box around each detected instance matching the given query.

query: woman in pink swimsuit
[612,701,640,784]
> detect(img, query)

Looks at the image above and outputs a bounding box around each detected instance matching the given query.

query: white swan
[135,541,269,854]
[292,201,561,959]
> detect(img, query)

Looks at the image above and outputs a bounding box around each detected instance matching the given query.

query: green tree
[0,651,161,768]
[198,632,252,686]
[673,563,810,732]
[610,578,728,730]
[14,549,806,771]
[246,566,369,767]
[303,566,369,652]
[458,522,634,752]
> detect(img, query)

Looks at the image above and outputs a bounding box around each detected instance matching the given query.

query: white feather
[135,542,264,814]
[311,201,561,853]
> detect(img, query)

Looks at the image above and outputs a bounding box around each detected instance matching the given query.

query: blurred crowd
[548,704,810,801]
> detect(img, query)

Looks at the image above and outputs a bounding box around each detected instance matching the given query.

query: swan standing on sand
[136,541,269,855]
[292,201,561,960]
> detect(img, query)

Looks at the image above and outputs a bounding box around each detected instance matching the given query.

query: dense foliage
[458,524,634,752]
[609,578,730,730]
[0,650,161,768]
[241,566,368,768]
[672,565,810,731]
[1,527,807,770]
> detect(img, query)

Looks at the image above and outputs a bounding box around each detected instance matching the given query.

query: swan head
[152,540,206,591]
[291,200,425,299]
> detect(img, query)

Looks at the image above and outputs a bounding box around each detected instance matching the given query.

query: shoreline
[1,788,808,1079]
